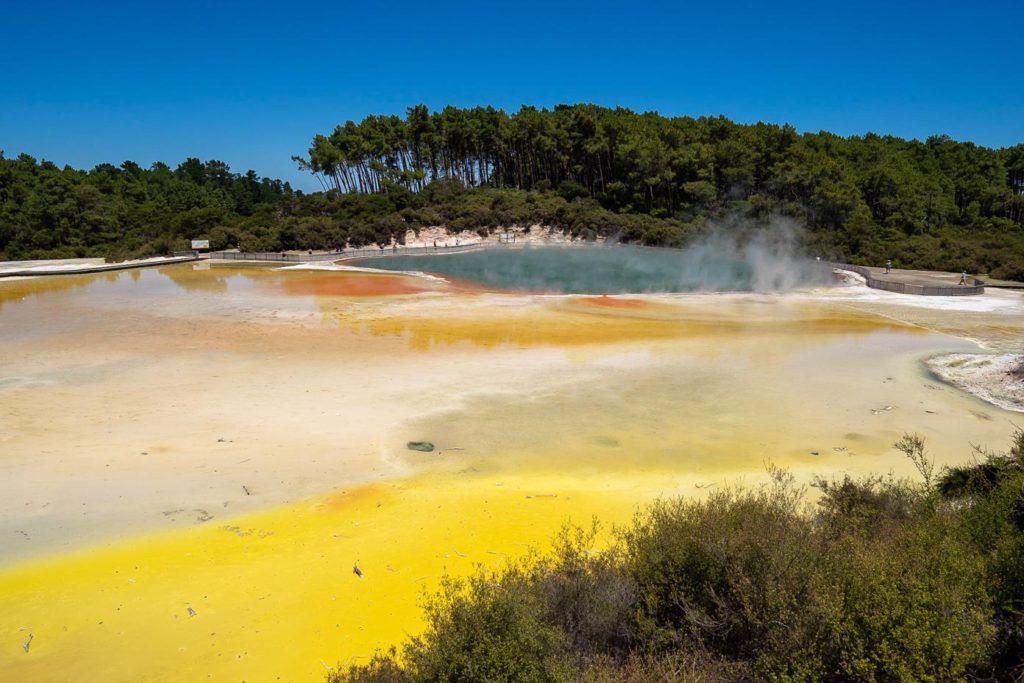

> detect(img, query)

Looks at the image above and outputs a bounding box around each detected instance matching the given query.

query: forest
[2,104,1023,278]
[330,430,1024,682]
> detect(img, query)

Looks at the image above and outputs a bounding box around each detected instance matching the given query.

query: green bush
[532,524,637,661]
[823,520,993,681]
[813,474,920,532]
[941,430,1024,675]
[581,651,750,682]
[622,474,829,678]
[330,432,1024,682]
[333,566,572,682]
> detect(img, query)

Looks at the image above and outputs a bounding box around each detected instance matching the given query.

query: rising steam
[673,216,828,293]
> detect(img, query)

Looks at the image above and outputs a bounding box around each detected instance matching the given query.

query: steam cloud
[669,216,829,293]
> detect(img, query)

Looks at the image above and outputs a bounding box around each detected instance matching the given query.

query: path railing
[208,243,483,263]
[972,276,1024,290]
[832,263,984,296]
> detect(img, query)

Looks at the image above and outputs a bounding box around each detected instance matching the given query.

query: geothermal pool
[1,259,1022,681]
[358,243,831,293]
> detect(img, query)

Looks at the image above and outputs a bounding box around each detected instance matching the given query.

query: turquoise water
[357,245,831,294]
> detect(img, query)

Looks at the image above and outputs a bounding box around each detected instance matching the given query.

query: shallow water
[0,263,1021,681]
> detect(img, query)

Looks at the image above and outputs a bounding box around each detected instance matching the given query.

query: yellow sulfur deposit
[0,471,657,681]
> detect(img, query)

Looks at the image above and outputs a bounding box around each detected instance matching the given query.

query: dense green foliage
[0,154,293,260]
[331,431,1024,682]
[0,151,692,260]
[301,104,1024,279]
[3,104,1023,277]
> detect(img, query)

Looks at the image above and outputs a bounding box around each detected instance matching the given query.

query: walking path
[832,263,986,296]
[0,255,199,278]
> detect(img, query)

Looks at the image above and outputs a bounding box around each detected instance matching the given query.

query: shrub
[581,651,750,682]
[823,519,994,681]
[814,474,921,532]
[940,429,1024,676]
[329,432,1024,682]
[329,648,410,683]
[533,524,637,661]
[333,566,572,683]
[622,474,831,678]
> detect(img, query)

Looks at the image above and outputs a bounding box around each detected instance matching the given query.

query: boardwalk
[833,263,985,296]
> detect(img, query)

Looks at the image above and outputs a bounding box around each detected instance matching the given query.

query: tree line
[302,104,1024,231]
[0,154,292,260]
[297,104,1024,279]
[2,104,1023,279]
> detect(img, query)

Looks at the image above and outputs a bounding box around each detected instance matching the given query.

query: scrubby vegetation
[331,430,1024,682]
[3,104,1023,277]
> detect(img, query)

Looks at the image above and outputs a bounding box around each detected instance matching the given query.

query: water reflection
[0,263,453,314]
[330,295,921,351]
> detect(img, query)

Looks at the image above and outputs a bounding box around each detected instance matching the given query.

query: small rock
[406,441,435,453]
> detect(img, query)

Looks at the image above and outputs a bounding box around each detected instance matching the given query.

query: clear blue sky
[2,0,1021,191]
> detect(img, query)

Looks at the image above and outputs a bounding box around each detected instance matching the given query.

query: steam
[365,217,830,294]
[675,216,828,293]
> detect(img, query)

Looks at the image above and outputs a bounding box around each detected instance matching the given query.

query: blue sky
[2,0,1022,191]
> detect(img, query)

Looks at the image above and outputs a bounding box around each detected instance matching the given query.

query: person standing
[885,259,892,274]
[959,271,968,286]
